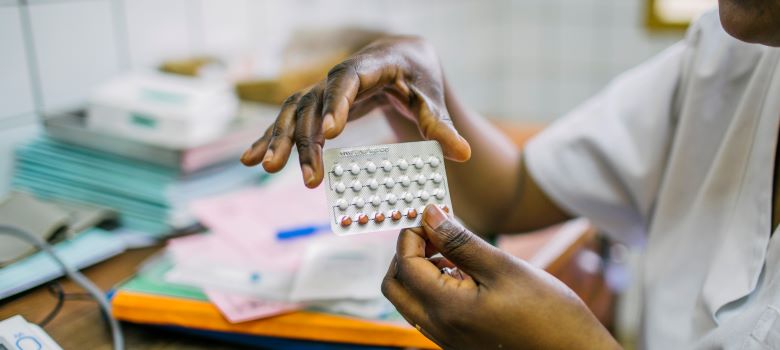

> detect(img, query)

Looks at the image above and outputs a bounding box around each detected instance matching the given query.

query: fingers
[381,257,445,346]
[411,86,471,162]
[421,204,503,284]
[395,229,448,298]
[394,228,480,304]
[240,127,272,166]
[428,256,456,269]
[241,93,301,172]
[244,84,329,189]
[294,87,326,188]
[321,61,361,139]
[381,257,432,326]
[263,93,302,172]
[321,56,405,139]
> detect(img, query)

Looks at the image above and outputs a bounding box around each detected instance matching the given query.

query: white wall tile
[7,0,687,124]
[198,0,251,55]
[0,6,36,119]
[123,0,192,68]
[28,0,121,111]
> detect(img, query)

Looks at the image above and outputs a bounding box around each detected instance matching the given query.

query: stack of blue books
[12,137,264,237]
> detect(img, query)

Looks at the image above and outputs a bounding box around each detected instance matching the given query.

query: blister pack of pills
[323,140,453,236]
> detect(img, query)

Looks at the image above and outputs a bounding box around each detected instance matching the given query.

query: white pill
[369,195,382,206]
[386,193,397,205]
[429,156,440,168]
[432,173,443,184]
[412,157,424,169]
[349,163,361,175]
[403,192,414,203]
[368,179,379,190]
[416,174,427,185]
[382,160,393,172]
[399,175,411,187]
[366,161,377,173]
[333,164,344,176]
[352,197,365,208]
[434,189,445,200]
[335,182,346,193]
[397,159,409,170]
[418,190,430,201]
[384,177,395,188]
[336,198,348,210]
[351,180,362,192]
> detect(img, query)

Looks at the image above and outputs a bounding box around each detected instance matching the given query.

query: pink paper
[168,176,401,310]
[205,289,302,323]
[185,178,399,265]
[190,178,331,240]
[171,180,332,270]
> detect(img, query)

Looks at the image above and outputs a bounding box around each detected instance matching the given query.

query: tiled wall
[0,0,688,124]
[0,0,689,192]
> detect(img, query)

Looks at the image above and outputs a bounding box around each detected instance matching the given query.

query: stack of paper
[111,256,435,349]
[12,137,265,236]
[110,173,437,348]
[163,174,400,322]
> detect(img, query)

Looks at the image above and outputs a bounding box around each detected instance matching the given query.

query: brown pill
[441,205,450,213]
[391,210,402,221]
[375,212,386,223]
[340,216,353,227]
[407,208,418,219]
[358,214,369,225]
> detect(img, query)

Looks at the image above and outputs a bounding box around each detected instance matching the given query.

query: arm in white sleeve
[524,41,689,245]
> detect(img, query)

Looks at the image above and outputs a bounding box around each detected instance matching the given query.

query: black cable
[0,225,124,350]
[37,283,65,328]
[37,281,100,328]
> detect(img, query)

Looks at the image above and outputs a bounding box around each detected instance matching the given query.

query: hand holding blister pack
[324,140,453,235]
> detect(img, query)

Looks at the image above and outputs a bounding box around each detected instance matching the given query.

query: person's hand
[240,36,471,188]
[382,204,621,350]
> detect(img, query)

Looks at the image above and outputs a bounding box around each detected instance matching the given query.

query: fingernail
[423,204,447,229]
[262,149,274,165]
[240,148,253,163]
[302,164,315,185]
[322,114,335,134]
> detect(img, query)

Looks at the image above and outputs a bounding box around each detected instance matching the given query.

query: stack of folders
[12,137,264,236]
[11,107,276,237]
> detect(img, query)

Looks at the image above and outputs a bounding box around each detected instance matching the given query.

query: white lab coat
[524,11,780,349]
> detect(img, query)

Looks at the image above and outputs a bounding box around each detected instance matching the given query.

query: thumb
[410,85,471,162]
[421,204,502,284]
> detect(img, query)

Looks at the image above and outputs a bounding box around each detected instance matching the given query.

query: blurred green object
[120,255,207,301]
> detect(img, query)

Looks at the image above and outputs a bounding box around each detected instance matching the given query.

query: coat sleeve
[524,41,690,245]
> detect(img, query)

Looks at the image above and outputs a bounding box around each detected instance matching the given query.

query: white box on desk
[87,72,238,149]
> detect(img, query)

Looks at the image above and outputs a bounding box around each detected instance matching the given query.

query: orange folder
[112,290,438,349]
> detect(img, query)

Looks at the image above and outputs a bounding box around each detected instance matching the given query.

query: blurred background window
[647,0,718,29]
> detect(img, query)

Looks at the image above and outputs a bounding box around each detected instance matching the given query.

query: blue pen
[276,223,330,240]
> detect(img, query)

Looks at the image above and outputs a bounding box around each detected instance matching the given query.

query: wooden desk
[0,245,257,350]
